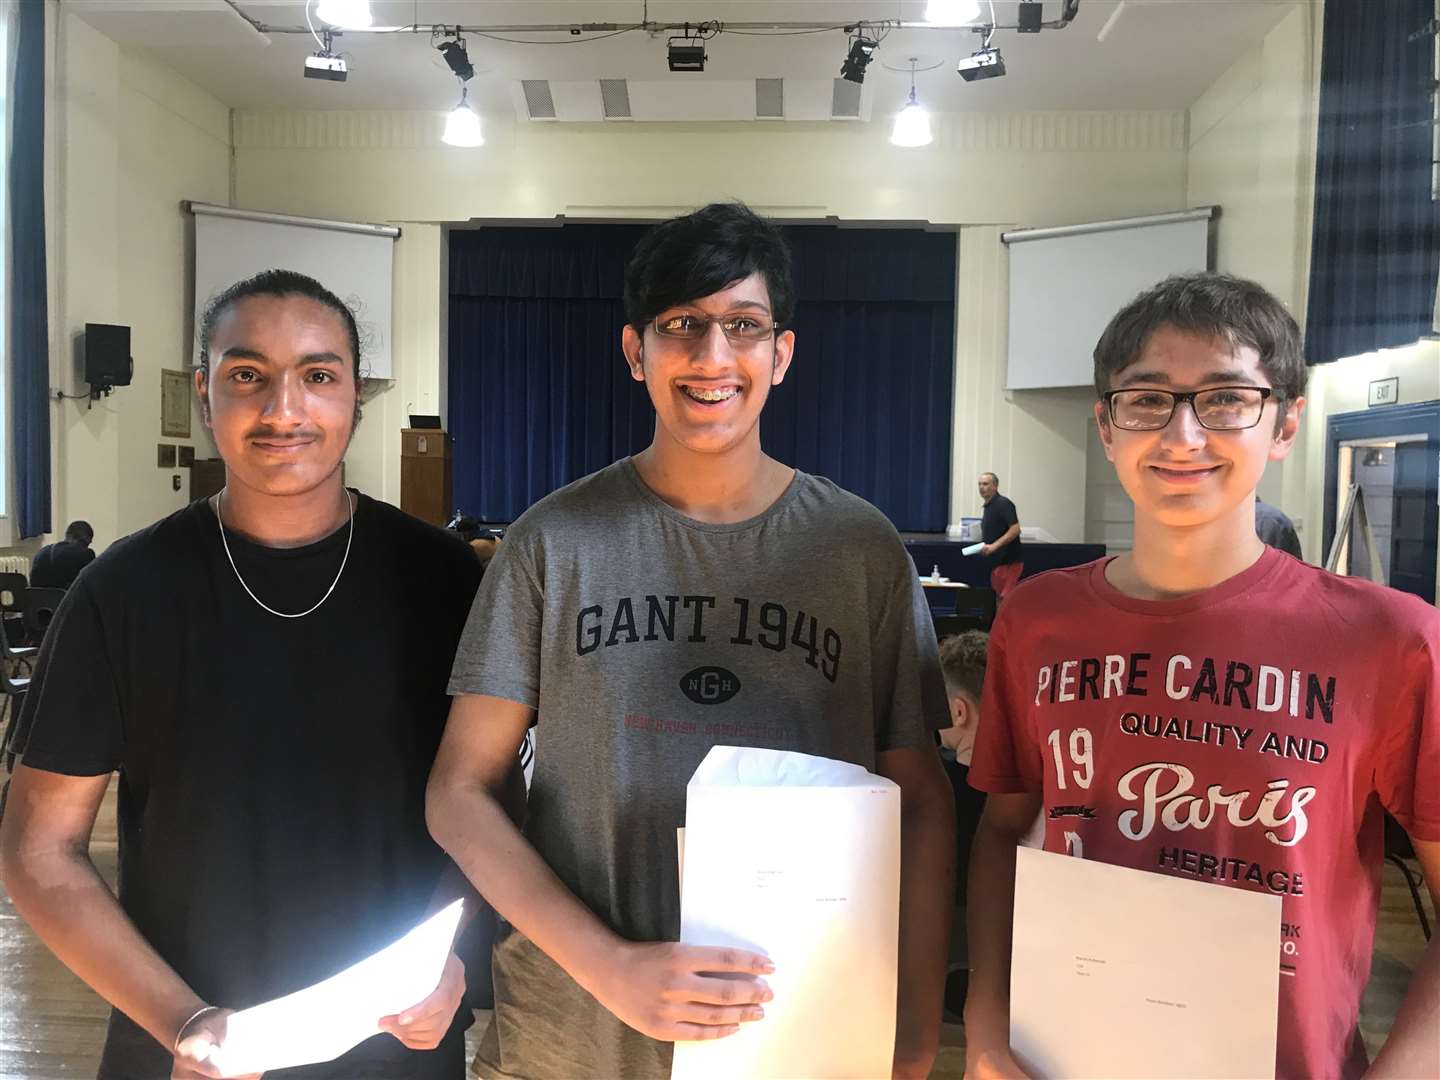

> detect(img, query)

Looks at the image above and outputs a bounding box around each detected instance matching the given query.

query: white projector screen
[1005,214,1210,390]
[192,207,397,380]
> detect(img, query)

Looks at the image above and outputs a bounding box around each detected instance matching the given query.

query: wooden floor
[1,777,1433,1080]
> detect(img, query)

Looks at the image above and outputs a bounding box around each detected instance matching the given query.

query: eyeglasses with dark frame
[1103,386,1275,431]
[651,312,780,346]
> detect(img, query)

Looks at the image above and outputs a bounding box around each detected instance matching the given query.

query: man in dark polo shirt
[978,472,1023,598]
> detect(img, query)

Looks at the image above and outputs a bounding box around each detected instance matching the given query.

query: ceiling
[71,0,1304,120]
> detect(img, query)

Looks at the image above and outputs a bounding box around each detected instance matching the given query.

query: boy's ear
[621,325,645,382]
[193,367,212,427]
[1268,396,1304,462]
[1094,400,1116,462]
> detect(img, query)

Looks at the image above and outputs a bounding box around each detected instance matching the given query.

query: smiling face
[196,293,358,498]
[1095,324,1302,531]
[621,272,795,458]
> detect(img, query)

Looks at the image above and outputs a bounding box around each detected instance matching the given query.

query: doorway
[1324,402,1440,604]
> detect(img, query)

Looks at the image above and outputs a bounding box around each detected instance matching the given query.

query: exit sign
[1368,377,1399,407]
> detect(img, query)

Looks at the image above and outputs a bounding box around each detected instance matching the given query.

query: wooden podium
[401,428,452,527]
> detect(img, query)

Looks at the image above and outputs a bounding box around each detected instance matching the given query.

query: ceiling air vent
[522,80,556,120]
[831,78,862,120]
[755,78,784,119]
[600,79,633,119]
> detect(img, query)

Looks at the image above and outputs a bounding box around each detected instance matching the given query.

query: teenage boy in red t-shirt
[965,273,1439,1080]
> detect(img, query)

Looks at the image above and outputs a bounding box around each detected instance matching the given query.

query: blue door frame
[1322,400,1440,604]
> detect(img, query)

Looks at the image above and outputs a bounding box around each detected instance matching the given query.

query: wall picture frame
[161,368,192,438]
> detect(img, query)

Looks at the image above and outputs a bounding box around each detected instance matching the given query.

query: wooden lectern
[401,428,453,527]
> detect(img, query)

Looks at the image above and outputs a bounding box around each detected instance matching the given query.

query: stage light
[668,37,707,72]
[436,38,475,82]
[840,34,879,84]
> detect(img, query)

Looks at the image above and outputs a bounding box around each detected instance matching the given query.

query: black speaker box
[85,323,132,389]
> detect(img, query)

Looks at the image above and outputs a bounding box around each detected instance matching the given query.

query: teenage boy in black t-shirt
[0,271,479,1080]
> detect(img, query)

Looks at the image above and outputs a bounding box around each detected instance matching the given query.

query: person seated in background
[448,514,504,574]
[936,629,1041,1019]
[937,631,990,902]
[1254,497,1302,558]
[30,520,96,589]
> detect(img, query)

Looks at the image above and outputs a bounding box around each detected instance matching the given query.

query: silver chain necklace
[215,486,354,619]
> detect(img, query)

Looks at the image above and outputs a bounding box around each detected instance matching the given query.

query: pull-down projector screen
[190,203,399,380]
[1004,209,1212,390]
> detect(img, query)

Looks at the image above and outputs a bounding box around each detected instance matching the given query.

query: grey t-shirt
[449,458,949,1080]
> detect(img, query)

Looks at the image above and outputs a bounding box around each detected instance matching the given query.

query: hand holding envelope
[671,746,902,1080]
[185,900,465,1078]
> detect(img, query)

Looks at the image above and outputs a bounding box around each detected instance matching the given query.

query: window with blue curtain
[447,223,956,532]
[1305,0,1440,366]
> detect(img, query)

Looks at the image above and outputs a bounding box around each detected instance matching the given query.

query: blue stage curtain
[448,224,955,530]
[8,0,51,537]
[1305,0,1440,365]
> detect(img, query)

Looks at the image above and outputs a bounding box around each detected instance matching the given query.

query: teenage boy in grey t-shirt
[429,202,956,1080]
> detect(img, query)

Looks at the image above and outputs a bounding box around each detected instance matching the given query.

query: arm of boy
[878,745,956,1080]
[0,766,257,1079]
[1364,836,1439,1079]
[425,693,774,1043]
[963,791,1043,1080]
[378,763,525,1052]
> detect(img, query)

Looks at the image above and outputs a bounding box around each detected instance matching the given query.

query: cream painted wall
[1179,3,1321,546]
[1081,3,1321,551]
[10,10,229,560]
[951,227,1093,541]
[234,108,1189,533]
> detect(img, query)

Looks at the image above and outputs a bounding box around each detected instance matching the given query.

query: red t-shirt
[970,546,1440,1080]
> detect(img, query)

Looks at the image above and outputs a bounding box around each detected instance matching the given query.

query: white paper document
[1010,848,1281,1079]
[204,899,463,1077]
[671,746,900,1080]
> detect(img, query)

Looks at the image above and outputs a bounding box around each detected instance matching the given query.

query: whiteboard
[192,209,397,380]
[1006,216,1209,390]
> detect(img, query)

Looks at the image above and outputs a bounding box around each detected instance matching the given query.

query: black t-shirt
[13,494,481,1080]
[980,493,1022,567]
[941,757,988,907]
[30,538,95,588]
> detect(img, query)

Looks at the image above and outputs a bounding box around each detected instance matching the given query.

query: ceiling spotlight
[890,61,933,147]
[315,0,373,30]
[957,46,1006,81]
[840,33,879,84]
[667,35,707,72]
[924,0,982,25]
[443,86,484,147]
[436,38,475,82]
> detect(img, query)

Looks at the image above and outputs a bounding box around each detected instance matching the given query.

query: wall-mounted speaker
[85,323,132,390]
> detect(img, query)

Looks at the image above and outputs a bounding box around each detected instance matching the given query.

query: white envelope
[204,899,463,1077]
[671,746,901,1080]
[1011,848,1280,1079]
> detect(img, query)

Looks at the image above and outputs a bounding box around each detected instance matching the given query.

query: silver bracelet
[173,1004,222,1055]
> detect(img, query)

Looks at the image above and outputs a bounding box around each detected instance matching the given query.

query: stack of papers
[1010,849,1280,1078]
[672,746,901,1080]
